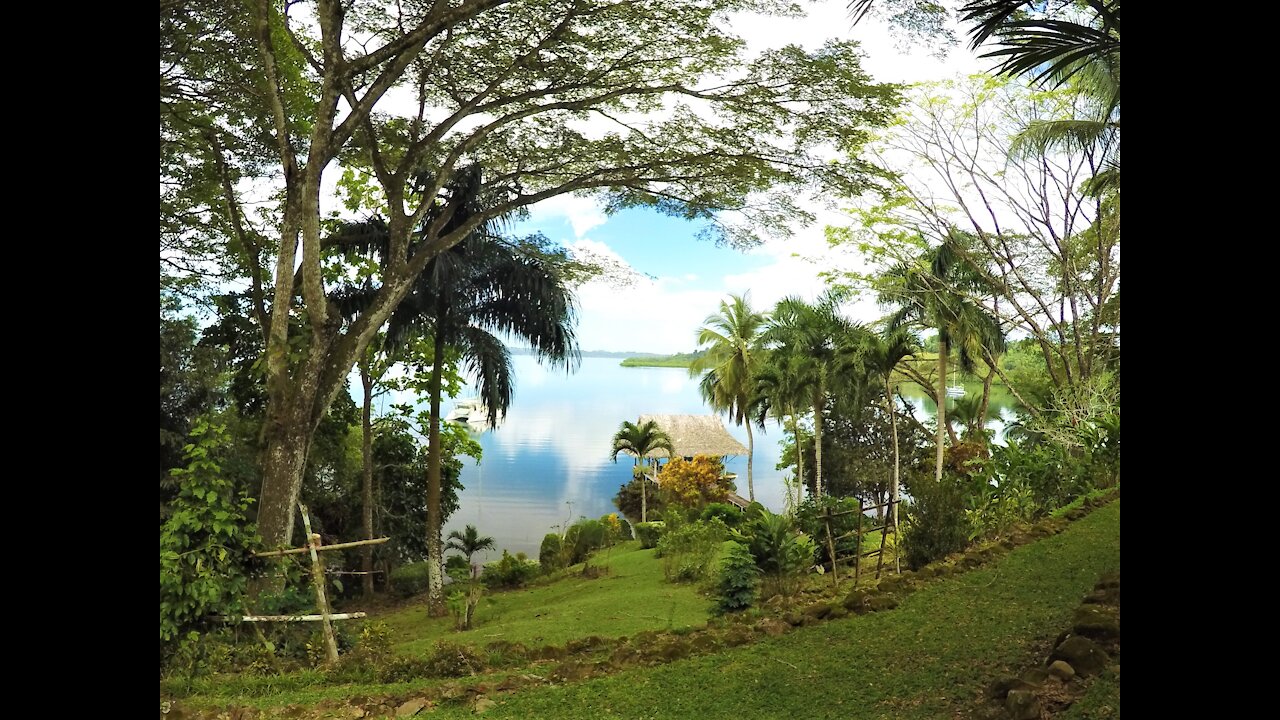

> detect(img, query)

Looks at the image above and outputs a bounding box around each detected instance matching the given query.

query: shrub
[159,420,260,669]
[634,521,664,549]
[563,519,609,565]
[614,475,667,523]
[483,550,539,589]
[900,475,972,570]
[426,641,485,677]
[700,502,744,528]
[793,496,864,566]
[445,554,469,575]
[714,541,761,614]
[539,533,565,573]
[657,519,728,582]
[733,507,816,597]
[389,562,432,598]
[658,455,733,509]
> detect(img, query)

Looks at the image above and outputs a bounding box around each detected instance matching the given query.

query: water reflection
[441,356,1018,563]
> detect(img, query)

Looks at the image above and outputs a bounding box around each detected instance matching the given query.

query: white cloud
[527,194,609,238]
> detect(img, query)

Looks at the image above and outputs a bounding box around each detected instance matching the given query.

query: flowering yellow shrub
[658,455,731,508]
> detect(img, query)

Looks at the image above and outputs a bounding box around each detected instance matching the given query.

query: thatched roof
[637,414,748,459]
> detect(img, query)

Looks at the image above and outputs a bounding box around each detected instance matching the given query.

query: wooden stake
[299,503,339,665]
[854,499,863,589]
[823,508,839,587]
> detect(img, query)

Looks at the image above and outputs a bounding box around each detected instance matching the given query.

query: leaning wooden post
[822,507,839,587]
[875,504,889,580]
[854,499,864,589]
[299,503,339,664]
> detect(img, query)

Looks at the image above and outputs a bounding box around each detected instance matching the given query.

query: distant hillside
[620,350,705,368]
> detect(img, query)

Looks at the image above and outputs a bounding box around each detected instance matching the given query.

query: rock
[1005,688,1041,720]
[553,660,593,681]
[866,594,899,612]
[396,698,429,717]
[723,626,753,646]
[803,603,833,620]
[609,645,641,667]
[783,612,805,627]
[1048,660,1076,681]
[1050,635,1108,677]
[474,697,497,714]
[827,605,849,620]
[755,618,788,637]
[1073,605,1120,640]
[986,676,1037,700]
[1019,667,1049,686]
[689,633,718,653]
[842,589,870,611]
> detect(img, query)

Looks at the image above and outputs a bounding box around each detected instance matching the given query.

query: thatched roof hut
[637,414,748,460]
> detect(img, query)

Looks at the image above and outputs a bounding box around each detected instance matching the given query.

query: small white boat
[946,385,966,398]
[446,398,489,423]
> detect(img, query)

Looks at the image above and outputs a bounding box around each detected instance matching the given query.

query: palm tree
[609,419,675,523]
[761,294,861,499]
[879,240,1005,480]
[446,524,496,579]
[857,327,921,535]
[331,185,580,612]
[848,1,1120,87]
[689,294,768,502]
[751,351,811,509]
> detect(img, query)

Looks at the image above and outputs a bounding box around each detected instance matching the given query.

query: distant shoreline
[620,351,703,368]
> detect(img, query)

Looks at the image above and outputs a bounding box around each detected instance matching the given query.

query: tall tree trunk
[935,334,948,481]
[793,411,804,508]
[640,459,647,523]
[425,332,447,615]
[256,401,314,551]
[886,377,900,533]
[744,421,755,502]
[813,388,825,499]
[360,359,376,598]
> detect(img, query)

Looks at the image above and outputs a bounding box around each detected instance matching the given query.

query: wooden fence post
[854,499,864,589]
[822,507,839,587]
[299,503,339,664]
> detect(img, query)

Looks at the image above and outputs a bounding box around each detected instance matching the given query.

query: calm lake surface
[440,355,1015,563]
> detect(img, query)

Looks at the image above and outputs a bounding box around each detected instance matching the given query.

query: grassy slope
[431,500,1121,719]
[1060,669,1121,719]
[384,542,711,655]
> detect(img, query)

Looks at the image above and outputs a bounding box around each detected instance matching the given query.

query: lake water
[440,355,1016,564]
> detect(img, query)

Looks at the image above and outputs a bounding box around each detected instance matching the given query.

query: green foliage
[700,503,744,528]
[425,641,485,678]
[794,495,864,567]
[159,419,260,668]
[900,476,972,570]
[388,562,432,599]
[445,555,469,575]
[659,455,734,509]
[732,507,816,597]
[714,541,761,614]
[619,351,706,368]
[565,519,612,565]
[614,475,668,522]
[483,550,540,590]
[539,533,565,573]
[657,520,728,583]
[634,522,665,550]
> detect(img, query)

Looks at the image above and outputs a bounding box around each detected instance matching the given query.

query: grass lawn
[425,500,1121,719]
[383,541,714,655]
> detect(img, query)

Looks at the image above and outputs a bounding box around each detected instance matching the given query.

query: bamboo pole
[253,536,390,558]
[300,504,339,664]
[214,613,368,622]
[875,513,888,580]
